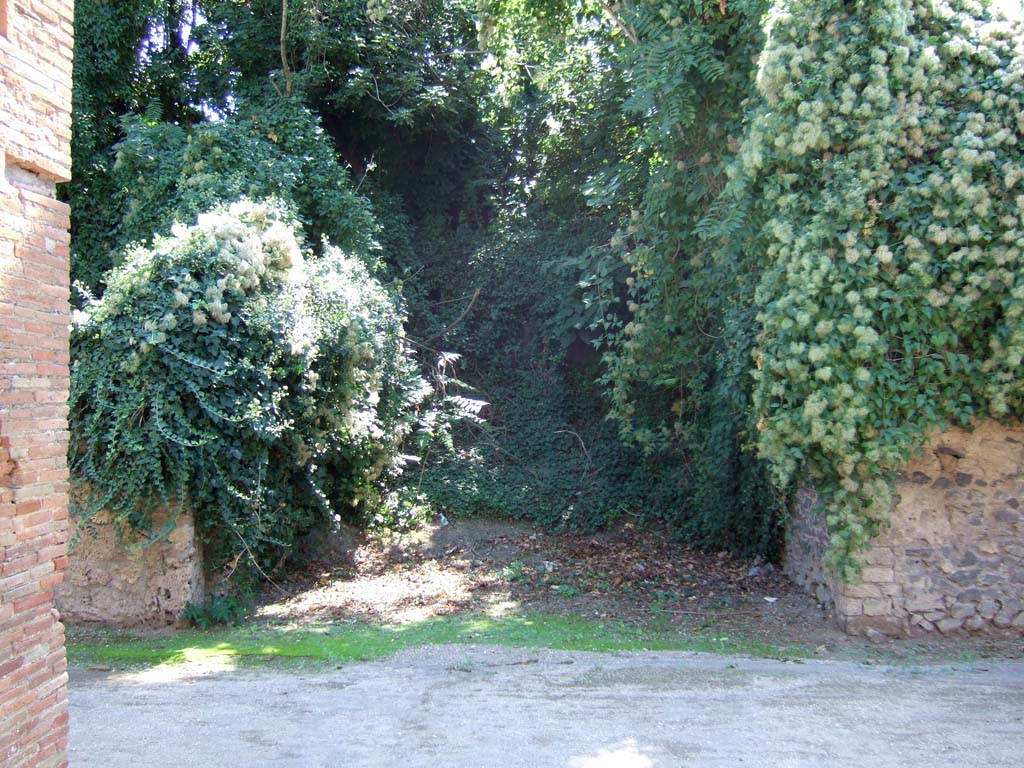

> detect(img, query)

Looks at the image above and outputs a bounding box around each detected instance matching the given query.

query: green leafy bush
[727,0,1024,575]
[106,96,379,278]
[70,200,431,574]
[72,95,380,298]
[181,594,251,628]
[567,0,784,555]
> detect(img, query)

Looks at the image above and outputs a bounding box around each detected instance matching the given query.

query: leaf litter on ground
[249,517,1023,663]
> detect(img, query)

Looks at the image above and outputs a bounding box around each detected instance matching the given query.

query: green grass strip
[67,613,812,670]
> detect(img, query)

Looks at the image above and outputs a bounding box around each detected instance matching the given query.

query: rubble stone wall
[786,421,1024,636]
[55,510,205,626]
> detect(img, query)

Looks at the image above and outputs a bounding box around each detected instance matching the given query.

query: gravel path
[69,645,1024,767]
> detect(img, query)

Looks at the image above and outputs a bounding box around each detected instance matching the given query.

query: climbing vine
[575,0,785,554]
[66,0,1024,576]
[70,201,431,572]
[729,0,1024,575]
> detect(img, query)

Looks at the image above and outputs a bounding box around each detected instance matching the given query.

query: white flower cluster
[735,0,1024,571]
[180,203,305,332]
[90,202,311,368]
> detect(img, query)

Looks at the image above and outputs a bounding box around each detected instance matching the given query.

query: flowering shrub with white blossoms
[70,200,431,572]
[731,0,1024,575]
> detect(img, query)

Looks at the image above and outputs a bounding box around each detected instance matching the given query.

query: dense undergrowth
[65,0,1024,583]
[70,199,434,573]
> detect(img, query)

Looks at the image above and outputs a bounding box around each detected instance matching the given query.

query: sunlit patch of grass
[66,613,815,671]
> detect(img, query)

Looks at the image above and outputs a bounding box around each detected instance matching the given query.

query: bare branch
[597,0,638,45]
[424,288,481,344]
[281,0,293,96]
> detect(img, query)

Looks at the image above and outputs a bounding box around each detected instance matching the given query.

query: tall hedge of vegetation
[731,0,1024,575]
[66,0,1024,577]
[574,0,786,554]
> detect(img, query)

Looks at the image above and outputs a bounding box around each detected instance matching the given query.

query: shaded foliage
[110,96,376,263]
[67,0,1022,576]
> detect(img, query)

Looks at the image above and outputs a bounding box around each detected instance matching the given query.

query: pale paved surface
[69,645,1024,767]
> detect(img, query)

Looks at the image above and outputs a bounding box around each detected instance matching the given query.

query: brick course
[1,0,74,766]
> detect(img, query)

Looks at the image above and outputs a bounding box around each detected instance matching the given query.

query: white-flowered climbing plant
[729,0,1024,576]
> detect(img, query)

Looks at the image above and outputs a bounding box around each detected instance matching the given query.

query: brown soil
[256,516,1024,662]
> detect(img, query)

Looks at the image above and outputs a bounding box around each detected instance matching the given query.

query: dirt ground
[68,516,1024,766]
[254,517,1024,662]
[68,645,1024,767]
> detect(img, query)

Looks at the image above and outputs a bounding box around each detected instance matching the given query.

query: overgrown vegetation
[736,0,1024,575]
[70,201,432,574]
[66,0,1024,582]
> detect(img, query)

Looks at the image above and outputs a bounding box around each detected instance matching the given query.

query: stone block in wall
[863,547,895,566]
[842,613,904,636]
[55,510,205,626]
[905,593,944,613]
[785,421,1024,636]
[860,565,895,584]
[843,581,883,599]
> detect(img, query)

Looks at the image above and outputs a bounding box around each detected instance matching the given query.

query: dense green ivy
[413,219,700,534]
[110,96,377,266]
[563,0,785,554]
[66,0,494,572]
[382,1,779,555]
[65,0,164,292]
[66,0,1023,576]
[728,0,1024,575]
[70,201,431,572]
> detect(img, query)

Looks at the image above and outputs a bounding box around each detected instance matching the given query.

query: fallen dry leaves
[255,518,797,628]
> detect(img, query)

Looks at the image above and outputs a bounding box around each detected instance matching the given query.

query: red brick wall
[0,1,74,182]
[1,1,74,767]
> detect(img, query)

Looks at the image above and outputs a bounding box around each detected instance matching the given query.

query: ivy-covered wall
[59,0,1024,595]
[737,0,1024,577]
